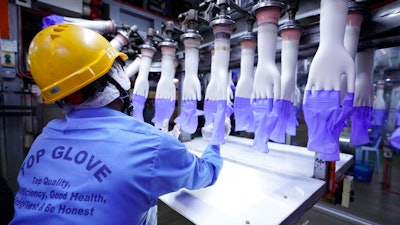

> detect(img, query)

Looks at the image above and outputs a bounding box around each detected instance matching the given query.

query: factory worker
[9,24,223,225]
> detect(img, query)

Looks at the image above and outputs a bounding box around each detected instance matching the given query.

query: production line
[160,136,353,224]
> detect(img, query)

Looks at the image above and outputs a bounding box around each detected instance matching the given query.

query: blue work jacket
[9,107,222,225]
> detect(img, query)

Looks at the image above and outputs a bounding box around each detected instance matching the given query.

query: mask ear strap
[105,74,132,115]
[55,100,65,109]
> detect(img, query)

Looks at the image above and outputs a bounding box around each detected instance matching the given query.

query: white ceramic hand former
[280,29,301,101]
[344,11,364,60]
[182,47,202,101]
[305,0,355,92]
[132,56,152,97]
[253,63,280,99]
[374,86,386,110]
[354,50,374,107]
[182,73,202,101]
[235,43,256,98]
[252,23,280,99]
[125,56,142,79]
[305,46,355,92]
[205,38,230,101]
[156,54,176,100]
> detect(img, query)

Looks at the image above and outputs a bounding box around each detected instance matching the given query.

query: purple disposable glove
[211,100,227,145]
[204,100,218,127]
[174,100,204,134]
[318,151,340,162]
[303,90,343,157]
[152,99,176,129]
[389,128,400,151]
[372,109,386,126]
[270,99,292,143]
[304,91,354,161]
[42,14,64,29]
[233,97,255,132]
[350,106,372,146]
[286,105,299,136]
[131,94,147,122]
[396,109,400,127]
[251,98,278,152]
[326,93,354,162]
[333,93,354,140]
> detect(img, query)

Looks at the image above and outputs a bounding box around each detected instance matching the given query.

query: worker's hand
[169,124,181,139]
[201,117,231,142]
[161,119,181,139]
[225,117,232,136]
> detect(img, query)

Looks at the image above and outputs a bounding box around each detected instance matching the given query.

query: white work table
[160,136,353,225]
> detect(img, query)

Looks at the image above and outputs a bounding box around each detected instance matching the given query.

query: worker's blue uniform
[9,107,222,225]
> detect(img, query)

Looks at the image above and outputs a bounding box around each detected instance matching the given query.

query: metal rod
[313,203,379,225]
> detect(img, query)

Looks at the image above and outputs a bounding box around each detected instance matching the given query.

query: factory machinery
[1,0,400,224]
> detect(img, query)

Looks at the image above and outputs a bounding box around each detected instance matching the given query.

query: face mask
[61,61,132,114]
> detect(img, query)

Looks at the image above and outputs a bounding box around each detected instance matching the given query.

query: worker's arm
[151,135,222,198]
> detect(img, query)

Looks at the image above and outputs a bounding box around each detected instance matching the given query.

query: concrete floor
[295,151,400,225]
[158,150,400,225]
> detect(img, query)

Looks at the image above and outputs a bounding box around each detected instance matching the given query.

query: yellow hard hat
[28,24,128,104]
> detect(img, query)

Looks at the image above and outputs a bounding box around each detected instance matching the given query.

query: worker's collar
[66,107,126,119]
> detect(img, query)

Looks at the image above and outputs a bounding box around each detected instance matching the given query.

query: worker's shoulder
[126,118,165,137]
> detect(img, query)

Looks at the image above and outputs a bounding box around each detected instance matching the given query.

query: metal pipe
[125,56,142,79]
[63,17,116,34]
[313,203,379,225]
[286,0,299,20]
